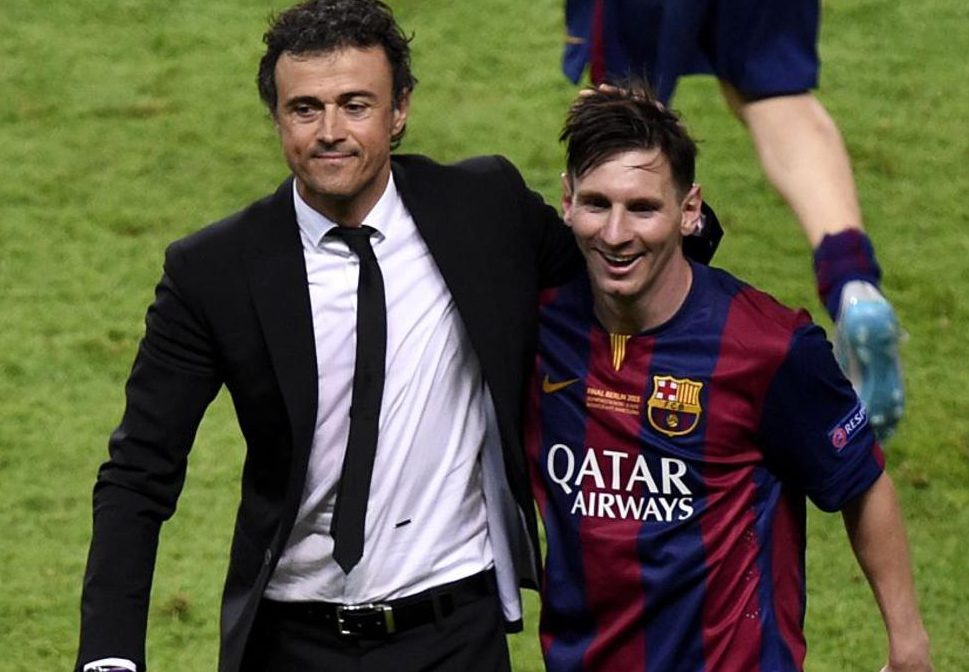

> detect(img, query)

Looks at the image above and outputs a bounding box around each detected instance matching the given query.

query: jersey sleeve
[757,323,884,512]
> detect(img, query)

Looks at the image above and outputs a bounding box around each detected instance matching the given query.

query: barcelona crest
[646,375,704,437]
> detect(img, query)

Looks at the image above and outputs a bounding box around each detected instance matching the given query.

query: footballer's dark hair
[560,81,697,197]
[257,0,416,147]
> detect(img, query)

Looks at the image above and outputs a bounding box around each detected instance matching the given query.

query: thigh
[241,602,358,671]
[363,594,510,672]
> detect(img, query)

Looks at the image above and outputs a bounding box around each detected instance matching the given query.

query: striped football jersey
[526,262,884,672]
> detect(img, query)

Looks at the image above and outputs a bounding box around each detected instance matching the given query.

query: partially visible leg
[365,594,510,672]
[720,82,904,440]
[241,600,358,672]
[720,85,861,247]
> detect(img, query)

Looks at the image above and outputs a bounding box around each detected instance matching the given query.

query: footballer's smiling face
[563,148,702,333]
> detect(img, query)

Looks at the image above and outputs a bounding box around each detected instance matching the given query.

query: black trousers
[241,587,511,672]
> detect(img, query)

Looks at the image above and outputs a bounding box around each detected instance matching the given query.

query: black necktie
[327,225,386,574]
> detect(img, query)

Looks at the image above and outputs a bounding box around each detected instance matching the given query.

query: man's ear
[391,88,412,137]
[680,183,703,236]
[561,172,575,225]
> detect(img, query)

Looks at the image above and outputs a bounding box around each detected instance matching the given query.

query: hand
[879,640,933,672]
[880,663,932,672]
[577,82,666,104]
[578,82,619,97]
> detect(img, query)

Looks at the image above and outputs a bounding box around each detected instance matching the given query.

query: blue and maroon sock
[813,230,882,321]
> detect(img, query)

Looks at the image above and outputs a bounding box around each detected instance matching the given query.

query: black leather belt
[261,570,496,639]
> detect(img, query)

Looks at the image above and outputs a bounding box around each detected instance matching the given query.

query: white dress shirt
[265,175,502,603]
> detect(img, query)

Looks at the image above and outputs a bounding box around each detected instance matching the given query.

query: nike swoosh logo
[542,374,580,394]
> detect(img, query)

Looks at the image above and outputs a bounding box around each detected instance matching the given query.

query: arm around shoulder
[841,472,932,671]
[490,154,583,287]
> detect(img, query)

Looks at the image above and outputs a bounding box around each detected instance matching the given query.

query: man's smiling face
[563,148,701,328]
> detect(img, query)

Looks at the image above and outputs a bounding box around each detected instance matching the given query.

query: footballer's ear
[561,172,575,225]
[679,183,703,236]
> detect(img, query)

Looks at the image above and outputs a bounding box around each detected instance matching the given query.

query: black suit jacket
[76,154,582,672]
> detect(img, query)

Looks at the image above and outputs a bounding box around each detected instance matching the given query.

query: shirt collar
[292,173,399,250]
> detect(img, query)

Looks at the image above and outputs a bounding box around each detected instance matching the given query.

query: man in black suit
[75,2,581,671]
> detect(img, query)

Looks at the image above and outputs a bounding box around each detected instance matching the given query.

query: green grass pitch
[1,0,966,669]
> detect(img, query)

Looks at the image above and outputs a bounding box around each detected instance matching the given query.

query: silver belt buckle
[336,602,396,636]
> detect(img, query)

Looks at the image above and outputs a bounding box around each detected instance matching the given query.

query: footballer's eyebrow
[574,189,662,210]
[574,189,611,207]
[625,197,662,211]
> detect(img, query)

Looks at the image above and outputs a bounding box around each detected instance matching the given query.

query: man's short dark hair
[257,0,417,145]
[561,81,697,197]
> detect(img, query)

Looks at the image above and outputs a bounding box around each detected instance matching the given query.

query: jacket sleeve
[76,240,222,671]
[492,155,584,289]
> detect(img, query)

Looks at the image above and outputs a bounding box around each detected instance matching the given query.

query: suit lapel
[392,158,489,325]
[242,179,318,485]
[391,157,504,398]
[392,159,453,271]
